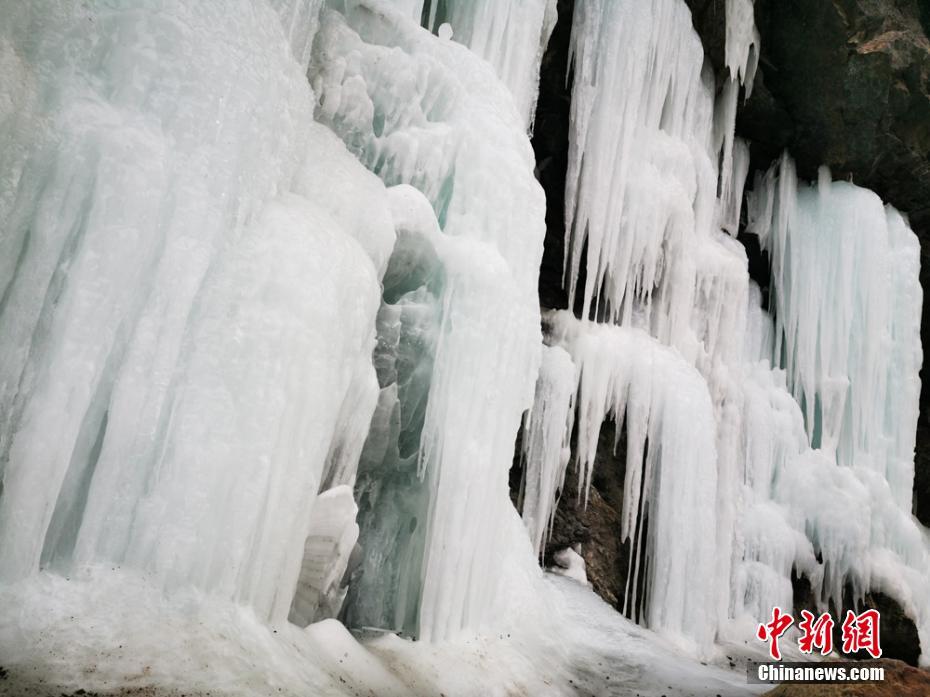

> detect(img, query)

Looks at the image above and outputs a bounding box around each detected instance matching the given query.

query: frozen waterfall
[0,0,928,694]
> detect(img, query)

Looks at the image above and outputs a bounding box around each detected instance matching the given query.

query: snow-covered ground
[0,570,765,697]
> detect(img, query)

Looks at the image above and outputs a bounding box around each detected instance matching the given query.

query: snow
[550,547,589,586]
[0,567,766,697]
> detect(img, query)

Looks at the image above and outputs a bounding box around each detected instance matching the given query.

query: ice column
[311,1,547,640]
[519,346,576,557]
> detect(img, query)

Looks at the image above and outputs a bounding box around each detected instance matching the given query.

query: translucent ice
[311,1,548,641]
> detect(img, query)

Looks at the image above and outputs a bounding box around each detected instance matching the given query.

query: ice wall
[0,0,393,625]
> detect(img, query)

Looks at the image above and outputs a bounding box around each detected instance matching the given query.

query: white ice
[393,0,558,127]
[519,345,576,557]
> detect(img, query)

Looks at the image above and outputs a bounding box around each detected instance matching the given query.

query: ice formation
[545,312,720,654]
[309,1,548,641]
[0,1,397,630]
[519,0,930,664]
[393,0,558,127]
[745,155,929,641]
[519,345,575,557]
[0,0,928,693]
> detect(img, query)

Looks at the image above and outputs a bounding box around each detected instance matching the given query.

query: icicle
[564,0,717,332]
[724,0,760,96]
[546,311,719,656]
[520,345,576,557]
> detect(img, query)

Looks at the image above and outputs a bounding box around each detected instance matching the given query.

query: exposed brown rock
[763,659,930,696]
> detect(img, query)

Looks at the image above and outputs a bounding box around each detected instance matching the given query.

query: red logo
[756,608,882,660]
[757,606,794,660]
[841,609,882,659]
[798,610,834,655]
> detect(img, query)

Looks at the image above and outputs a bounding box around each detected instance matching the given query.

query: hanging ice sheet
[743,156,930,656]
[748,156,923,509]
[544,311,720,656]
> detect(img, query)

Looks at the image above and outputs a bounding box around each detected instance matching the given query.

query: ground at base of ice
[0,570,768,697]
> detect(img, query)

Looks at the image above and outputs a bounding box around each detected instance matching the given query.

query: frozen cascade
[310,1,548,641]
[0,0,393,625]
[749,155,923,506]
[1,0,929,691]
[565,0,716,332]
[745,154,930,650]
[546,311,720,655]
[518,0,930,665]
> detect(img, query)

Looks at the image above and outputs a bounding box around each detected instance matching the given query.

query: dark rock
[533,0,575,313]
[794,573,921,665]
[544,419,632,611]
[862,591,922,666]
